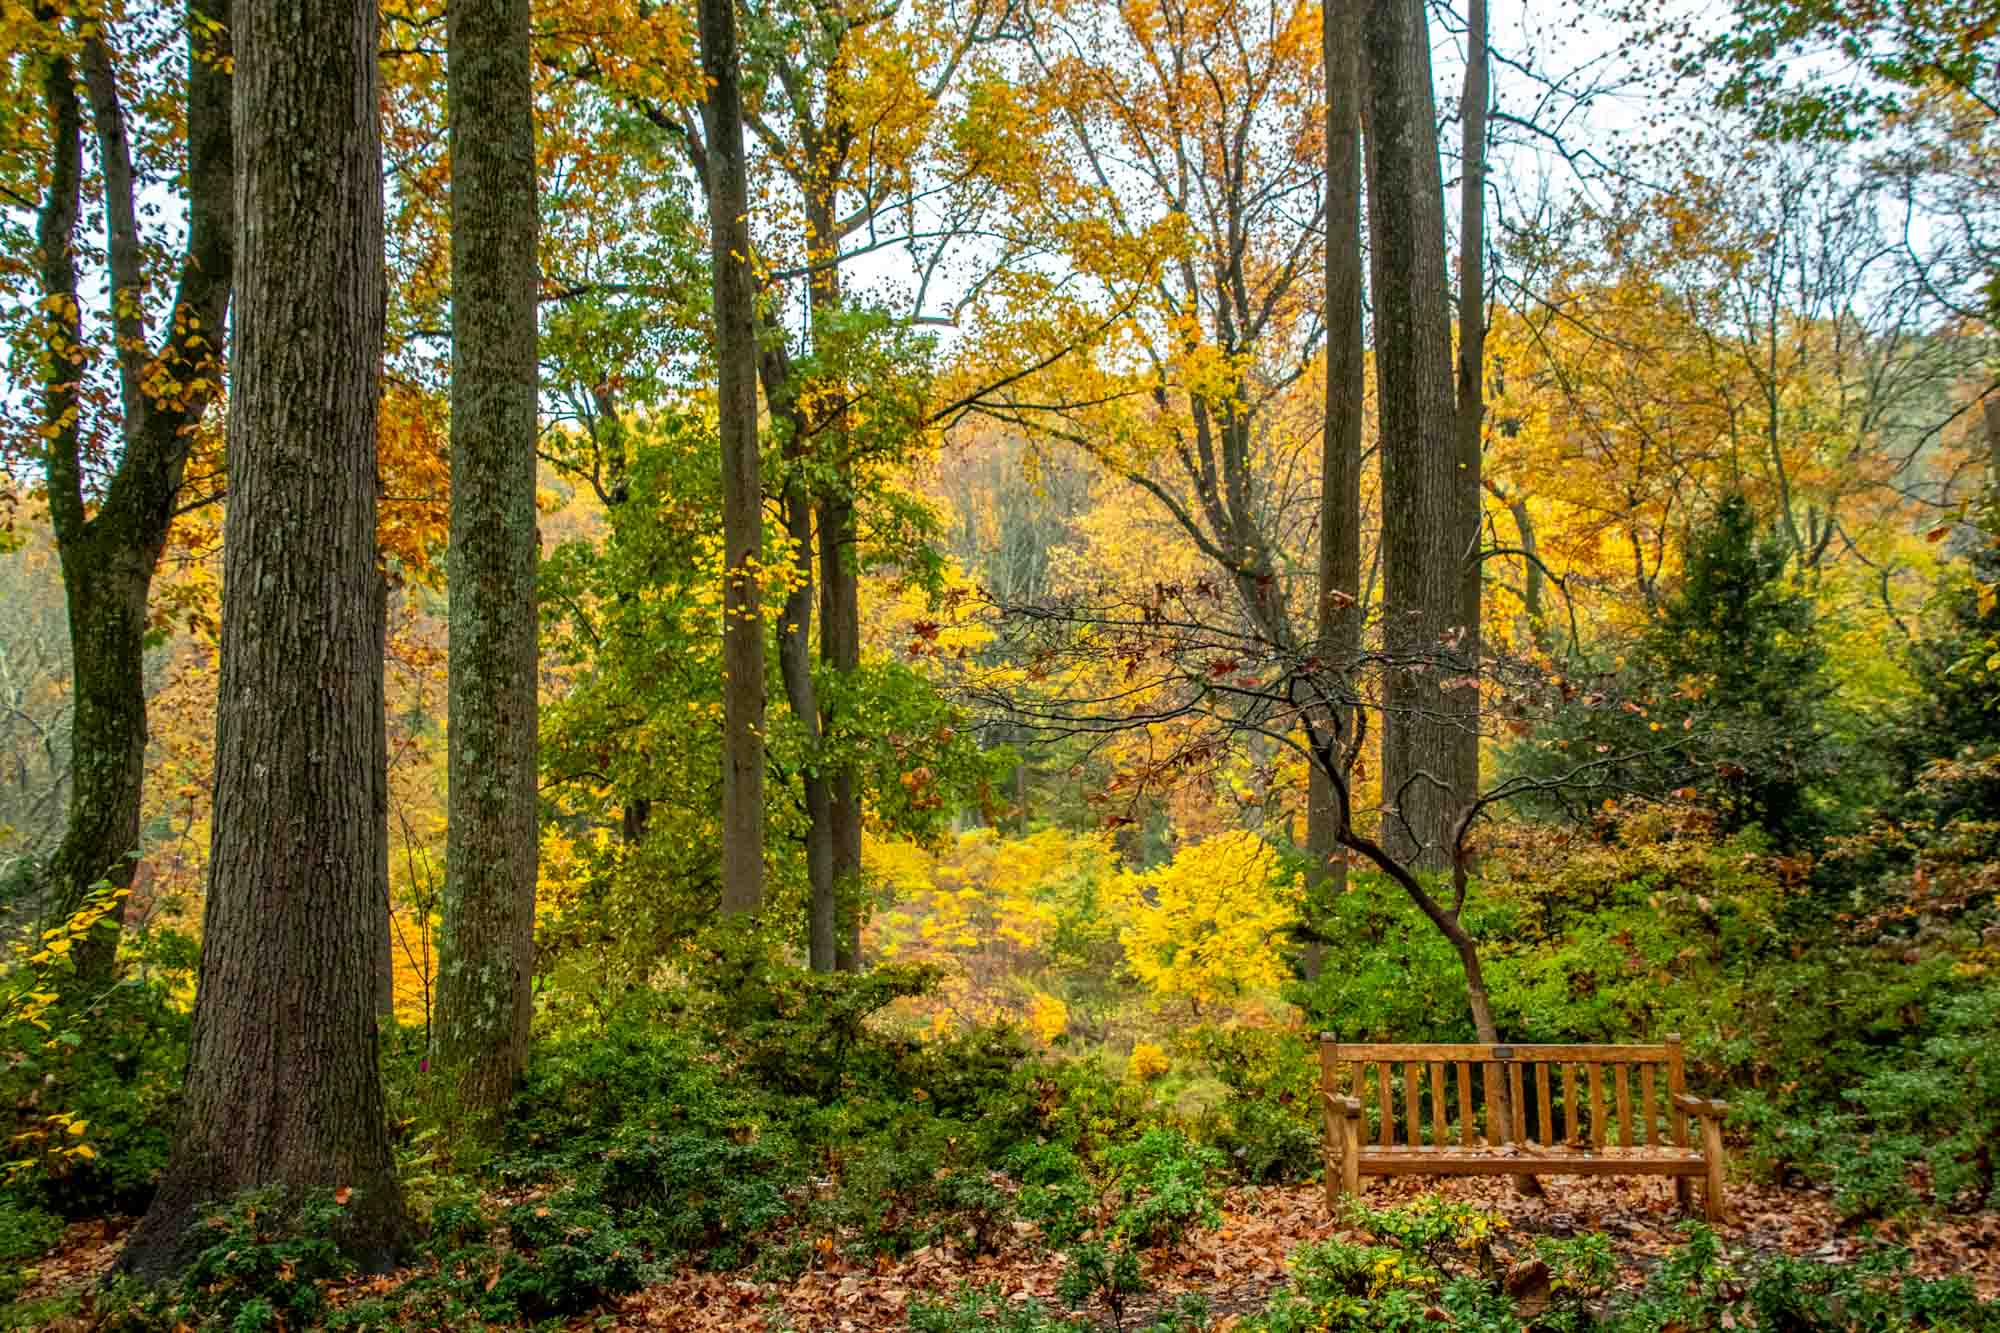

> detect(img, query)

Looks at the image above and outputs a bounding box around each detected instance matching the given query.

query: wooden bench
[1319,1035,1731,1222]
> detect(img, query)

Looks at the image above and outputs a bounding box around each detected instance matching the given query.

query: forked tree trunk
[1305,0,1367,978]
[702,0,766,917]
[33,0,234,987]
[118,0,407,1276]
[437,0,540,1121]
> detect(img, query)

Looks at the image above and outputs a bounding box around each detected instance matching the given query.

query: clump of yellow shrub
[1129,1042,1171,1081]
[1027,990,1070,1043]
[1111,829,1300,1010]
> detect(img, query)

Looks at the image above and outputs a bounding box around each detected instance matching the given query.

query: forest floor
[25,1176,2000,1331]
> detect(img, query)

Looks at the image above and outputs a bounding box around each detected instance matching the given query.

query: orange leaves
[377,382,448,583]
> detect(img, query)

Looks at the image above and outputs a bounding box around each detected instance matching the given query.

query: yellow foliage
[1112,830,1299,1009]
[1027,991,1070,1043]
[1128,1041,1170,1081]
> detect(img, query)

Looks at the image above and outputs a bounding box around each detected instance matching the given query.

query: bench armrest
[1671,1092,1729,1119]
[1320,1091,1364,1118]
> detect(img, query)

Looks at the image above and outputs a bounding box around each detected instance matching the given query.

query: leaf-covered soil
[23,1177,2000,1330]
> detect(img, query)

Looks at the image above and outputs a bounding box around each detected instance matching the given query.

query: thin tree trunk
[703,0,765,918]
[1453,0,1489,868]
[1305,0,1367,979]
[437,0,539,1121]
[375,569,394,1020]
[1362,0,1463,871]
[761,348,837,970]
[810,197,865,972]
[35,0,234,986]
[119,0,406,1273]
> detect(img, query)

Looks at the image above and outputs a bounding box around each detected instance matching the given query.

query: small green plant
[907,1283,1087,1332]
[0,1199,62,1302]
[1101,1128,1223,1248]
[1056,1239,1148,1329]
[1007,1141,1093,1244]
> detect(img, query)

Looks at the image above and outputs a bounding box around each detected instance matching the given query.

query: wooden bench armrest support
[1671,1093,1729,1119]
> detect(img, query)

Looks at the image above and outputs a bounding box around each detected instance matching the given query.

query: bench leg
[1699,1116,1729,1224]
[1341,1114,1360,1202]
[1674,1176,1693,1215]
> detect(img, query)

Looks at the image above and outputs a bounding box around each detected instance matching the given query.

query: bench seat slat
[1354,1148,1706,1176]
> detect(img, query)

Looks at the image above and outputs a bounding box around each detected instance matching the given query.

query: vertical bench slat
[1563,1063,1579,1143]
[1457,1062,1475,1147]
[1377,1062,1394,1148]
[1667,1036,1689,1146]
[1430,1061,1448,1146]
[1535,1063,1553,1145]
[1403,1063,1423,1146]
[1616,1064,1635,1148]
[1641,1064,1657,1144]
[1508,1062,1527,1145]
[1483,1062,1502,1146]
[1589,1062,1608,1148]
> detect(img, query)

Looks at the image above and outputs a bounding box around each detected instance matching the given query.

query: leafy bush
[1244,1215,1999,1333]
[1006,1140,1093,1245]
[1174,1025,1320,1183]
[0,927,192,1218]
[0,1199,61,1302]
[595,1125,793,1267]
[1100,1128,1223,1248]
[165,1189,356,1333]
[485,1193,643,1319]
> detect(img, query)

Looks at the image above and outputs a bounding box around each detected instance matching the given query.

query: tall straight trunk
[1305,0,1367,979]
[1361,0,1464,871]
[823,495,862,969]
[804,191,866,973]
[702,0,766,916]
[1453,0,1489,861]
[780,474,837,969]
[34,0,234,986]
[118,0,406,1274]
[760,344,837,969]
[375,569,395,1020]
[438,0,540,1121]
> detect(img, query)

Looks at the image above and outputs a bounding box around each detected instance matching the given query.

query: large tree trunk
[1304,0,1367,980]
[34,0,234,986]
[436,0,539,1122]
[118,0,407,1276]
[702,0,766,918]
[1361,0,1467,871]
[46,549,151,983]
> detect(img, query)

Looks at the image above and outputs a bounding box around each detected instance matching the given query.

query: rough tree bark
[1453,0,1490,865]
[436,0,540,1121]
[118,0,407,1275]
[1361,0,1469,871]
[702,0,766,916]
[33,0,233,986]
[1304,0,1367,980]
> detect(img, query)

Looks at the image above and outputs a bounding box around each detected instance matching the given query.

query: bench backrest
[1319,1038,1691,1151]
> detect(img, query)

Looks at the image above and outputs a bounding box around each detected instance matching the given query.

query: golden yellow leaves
[1111,830,1299,1009]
